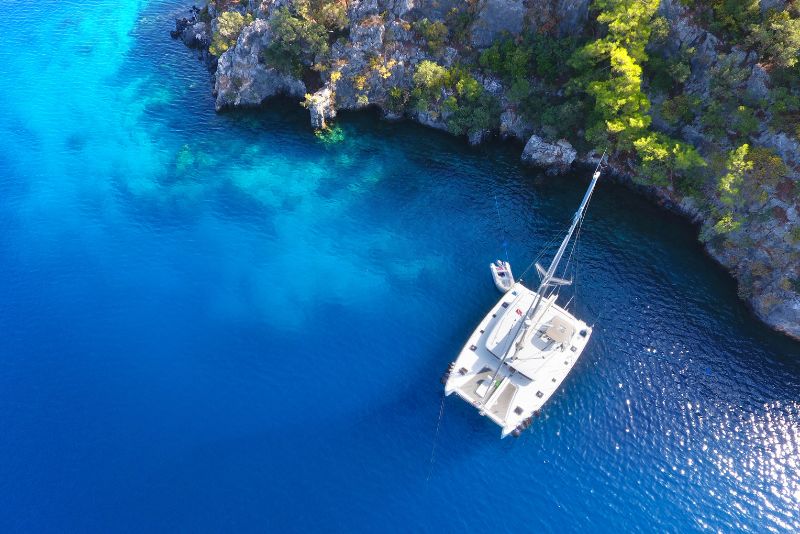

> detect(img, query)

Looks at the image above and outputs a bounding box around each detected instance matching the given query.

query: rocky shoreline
[172,0,800,340]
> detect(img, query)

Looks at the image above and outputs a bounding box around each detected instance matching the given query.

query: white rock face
[350,20,385,52]
[470,0,526,48]
[348,0,379,21]
[554,0,590,36]
[468,129,489,146]
[746,64,770,101]
[214,20,306,110]
[308,87,336,130]
[391,0,414,17]
[500,110,533,141]
[521,135,577,173]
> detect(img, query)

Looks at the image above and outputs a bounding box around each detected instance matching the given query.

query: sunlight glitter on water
[1,1,799,532]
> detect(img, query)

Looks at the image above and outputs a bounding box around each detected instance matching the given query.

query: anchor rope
[426,390,447,483]
[494,194,510,263]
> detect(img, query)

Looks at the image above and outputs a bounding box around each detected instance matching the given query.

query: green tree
[413,18,449,52]
[660,94,700,125]
[633,133,705,186]
[707,0,761,40]
[710,143,753,235]
[585,45,652,149]
[209,11,254,57]
[718,143,753,208]
[264,6,329,75]
[479,38,532,81]
[314,0,348,32]
[412,60,449,98]
[592,0,660,62]
[746,146,788,186]
[748,9,800,68]
[411,62,499,135]
[570,0,660,150]
[769,86,800,137]
[732,105,759,137]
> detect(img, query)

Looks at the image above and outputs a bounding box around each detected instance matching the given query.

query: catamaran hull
[446,161,602,438]
[444,283,592,437]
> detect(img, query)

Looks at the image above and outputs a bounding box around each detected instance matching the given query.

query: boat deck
[445,282,592,436]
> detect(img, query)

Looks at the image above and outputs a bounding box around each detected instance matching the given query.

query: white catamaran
[443,161,603,437]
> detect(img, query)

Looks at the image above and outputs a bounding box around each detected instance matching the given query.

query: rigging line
[572,224,582,314]
[481,161,604,408]
[561,211,585,280]
[517,222,573,282]
[558,215,585,305]
[426,390,447,483]
[520,230,568,281]
[494,194,510,262]
[525,155,605,292]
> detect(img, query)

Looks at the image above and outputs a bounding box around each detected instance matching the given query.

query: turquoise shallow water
[1,1,799,531]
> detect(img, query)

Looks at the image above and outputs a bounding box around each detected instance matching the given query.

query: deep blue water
[1,1,799,531]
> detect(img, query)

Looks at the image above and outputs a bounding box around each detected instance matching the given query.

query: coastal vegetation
[264,0,347,76]
[180,0,800,336]
[411,61,500,136]
[209,11,253,56]
[202,0,800,212]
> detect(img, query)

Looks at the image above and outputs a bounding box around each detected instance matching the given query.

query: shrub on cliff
[634,133,706,186]
[262,1,348,76]
[769,86,800,137]
[445,69,500,136]
[411,61,499,135]
[747,9,800,68]
[746,146,789,187]
[660,94,700,125]
[314,0,348,33]
[732,105,759,137]
[209,11,254,56]
[413,18,449,53]
[479,33,581,136]
[645,47,692,95]
[445,2,480,46]
[479,33,578,85]
[710,143,789,235]
[411,60,449,106]
[479,37,531,82]
[538,97,591,143]
[686,0,760,41]
[264,6,329,76]
[712,143,752,234]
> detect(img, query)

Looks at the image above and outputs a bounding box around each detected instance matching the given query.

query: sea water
[1,1,799,531]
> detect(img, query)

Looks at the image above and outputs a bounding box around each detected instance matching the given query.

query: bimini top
[545,315,574,346]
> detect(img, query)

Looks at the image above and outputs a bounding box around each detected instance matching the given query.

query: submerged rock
[172,0,800,340]
[521,135,576,174]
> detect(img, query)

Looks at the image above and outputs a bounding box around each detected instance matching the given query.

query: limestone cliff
[172,0,800,339]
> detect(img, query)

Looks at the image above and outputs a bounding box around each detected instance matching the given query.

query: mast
[479,155,604,408]
[535,159,603,294]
